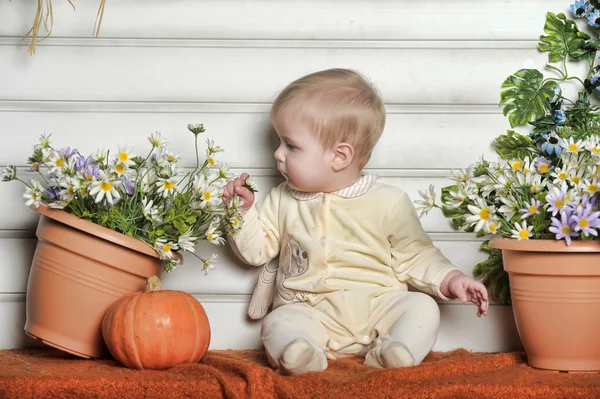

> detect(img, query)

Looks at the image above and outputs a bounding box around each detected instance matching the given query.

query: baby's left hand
[445,273,489,317]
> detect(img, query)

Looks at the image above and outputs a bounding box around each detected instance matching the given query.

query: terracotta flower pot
[24,205,164,359]
[490,237,600,372]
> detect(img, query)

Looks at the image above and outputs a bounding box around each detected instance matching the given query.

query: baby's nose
[274,148,284,162]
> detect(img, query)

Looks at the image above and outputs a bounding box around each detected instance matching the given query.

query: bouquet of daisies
[414,0,600,302]
[1,124,252,273]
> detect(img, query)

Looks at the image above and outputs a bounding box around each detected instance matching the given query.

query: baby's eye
[286,142,295,150]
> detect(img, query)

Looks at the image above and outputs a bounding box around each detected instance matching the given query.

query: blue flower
[588,8,600,28]
[554,109,566,124]
[549,85,562,104]
[571,0,590,17]
[541,132,562,155]
[592,72,600,85]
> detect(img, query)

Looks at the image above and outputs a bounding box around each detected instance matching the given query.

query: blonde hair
[270,68,386,169]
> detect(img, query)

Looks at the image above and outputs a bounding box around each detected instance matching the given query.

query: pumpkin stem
[145,275,162,292]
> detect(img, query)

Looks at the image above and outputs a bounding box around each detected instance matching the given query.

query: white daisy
[450,166,474,183]
[154,238,179,260]
[49,152,67,174]
[23,179,44,207]
[581,177,599,195]
[466,198,496,233]
[206,139,223,155]
[561,137,583,153]
[148,131,168,149]
[202,253,219,274]
[59,177,80,202]
[142,197,162,223]
[510,221,533,240]
[414,184,436,217]
[178,227,198,252]
[156,178,176,197]
[205,224,226,246]
[92,149,109,164]
[218,164,233,180]
[195,179,220,209]
[116,146,135,167]
[35,133,52,150]
[498,195,519,220]
[1,165,17,181]
[164,150,181,164]
[89,170,121,204]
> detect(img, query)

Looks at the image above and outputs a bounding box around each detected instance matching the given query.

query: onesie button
[321,270,327,276]
[320,236,326,241]
[361,335,370,344]
[329,341,340,350]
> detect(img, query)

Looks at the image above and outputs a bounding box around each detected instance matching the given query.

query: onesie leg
[365,292,440,368]
[261,304,330,375]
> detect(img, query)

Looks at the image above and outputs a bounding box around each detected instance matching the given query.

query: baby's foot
[364,338,416,368]
[279,338,328,375]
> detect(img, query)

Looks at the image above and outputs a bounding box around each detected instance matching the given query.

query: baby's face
[273,119,335,193]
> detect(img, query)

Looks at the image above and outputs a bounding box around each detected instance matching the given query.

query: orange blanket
[1,349,599,398]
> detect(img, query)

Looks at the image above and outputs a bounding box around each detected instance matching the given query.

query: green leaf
[473,241,511,304]
[440,185,458,204]
[531,115,557,135]
[492,130,536,160]
[538,12,591,62]
[500,69,557,127]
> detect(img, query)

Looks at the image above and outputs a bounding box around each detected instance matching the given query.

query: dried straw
[22,0,107,55]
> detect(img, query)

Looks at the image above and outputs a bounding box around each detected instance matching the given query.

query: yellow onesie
[228,174,460,374]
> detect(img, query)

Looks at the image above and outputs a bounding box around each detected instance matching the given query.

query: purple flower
[75,156,94,172]
[581,193,599,211]
[520,198,541,219]
[82,164,100,181]
[546,187,566,216]
[536,157,552,174]
[44,186,60,200]
[549,209,578,245]
[571,204,600,237]
[122,179,135,196]
[58,147,78,159]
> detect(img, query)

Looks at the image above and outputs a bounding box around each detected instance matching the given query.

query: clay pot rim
[490,237,600,252]
[33,204,160,259]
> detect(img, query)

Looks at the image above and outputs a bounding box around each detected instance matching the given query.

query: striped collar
[289,174,378,200]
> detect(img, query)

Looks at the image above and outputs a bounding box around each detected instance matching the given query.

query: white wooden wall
[0,0,566,353]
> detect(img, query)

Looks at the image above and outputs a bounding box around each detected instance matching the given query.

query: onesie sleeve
[385,192,460,300]
[227,184,283,266]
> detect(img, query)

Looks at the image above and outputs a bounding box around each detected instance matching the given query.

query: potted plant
[414,1,600,372]
[1,124,247,359]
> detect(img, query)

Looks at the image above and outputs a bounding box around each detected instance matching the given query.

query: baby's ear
[331,142,355,172]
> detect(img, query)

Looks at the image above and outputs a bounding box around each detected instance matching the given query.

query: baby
[223,68,488,375]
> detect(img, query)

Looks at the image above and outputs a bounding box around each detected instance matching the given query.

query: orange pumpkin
[102,275,211,370]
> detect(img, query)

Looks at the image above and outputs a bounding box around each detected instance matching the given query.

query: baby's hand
[223,172,255,211]
[444,272,489,317]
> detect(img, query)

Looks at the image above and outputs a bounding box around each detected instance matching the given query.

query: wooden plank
[1,238,489,294]
[0,0,566,41]
[0,108,503,167]
[0,46,549,104]
[0,293,521,351]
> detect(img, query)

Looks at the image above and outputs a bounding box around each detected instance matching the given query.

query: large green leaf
[492,130,536,160]
[538,12,591,62]
[500,69,557,127]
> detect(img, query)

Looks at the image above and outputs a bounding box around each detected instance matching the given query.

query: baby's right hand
[223,172,255,211]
